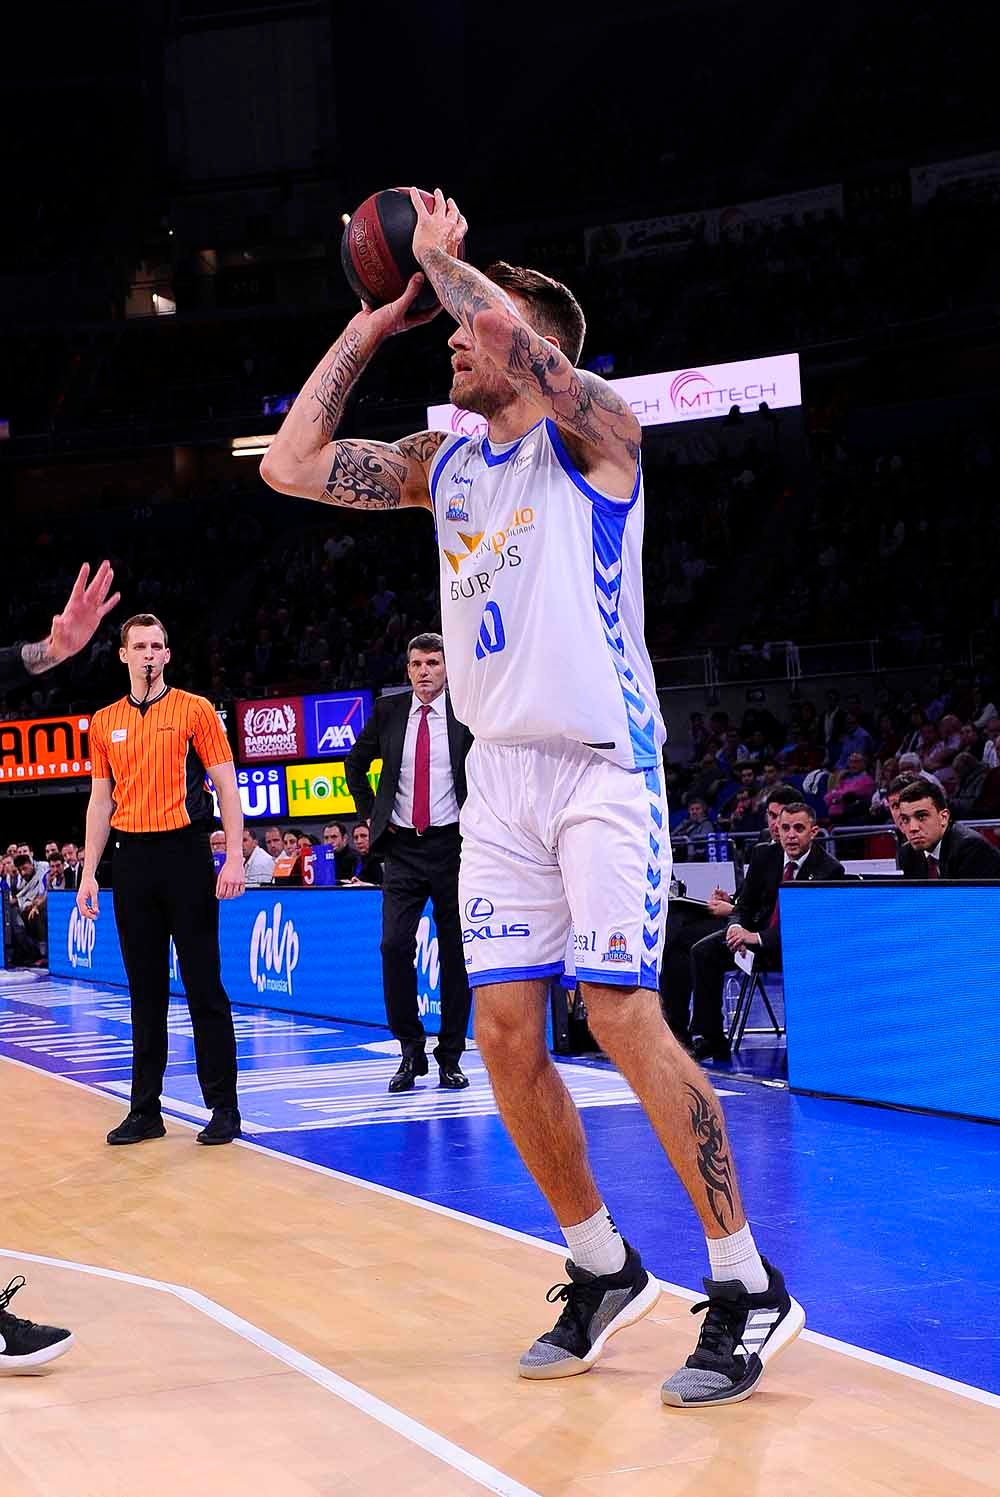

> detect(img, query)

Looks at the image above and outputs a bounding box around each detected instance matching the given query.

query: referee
[77,613,246,1146]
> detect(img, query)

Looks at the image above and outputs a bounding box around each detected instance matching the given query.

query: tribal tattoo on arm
[322,431,447,511]
[21,640,57,675]
[685,1084,739,1233]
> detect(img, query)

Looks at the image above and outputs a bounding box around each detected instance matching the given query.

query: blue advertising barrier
[46,889,444,1032]
[781,883,1000,1122]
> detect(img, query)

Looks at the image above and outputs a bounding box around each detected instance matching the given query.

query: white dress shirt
[243,846,275,886]
[392,691,461,829]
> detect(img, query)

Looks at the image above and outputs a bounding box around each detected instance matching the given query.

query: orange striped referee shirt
[89,688,233,833]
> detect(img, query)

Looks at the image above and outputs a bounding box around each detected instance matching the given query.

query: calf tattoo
[685,1084,737,1232]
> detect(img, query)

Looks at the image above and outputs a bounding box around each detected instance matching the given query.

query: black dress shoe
[106,1112,166,1146]
[197,1107,242,1145]
[388,1052,428,1094]
[438,1064,469,1090]
[692,1037,733,1063]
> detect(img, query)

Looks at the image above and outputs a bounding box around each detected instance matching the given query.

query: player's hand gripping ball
[340,186,465,314]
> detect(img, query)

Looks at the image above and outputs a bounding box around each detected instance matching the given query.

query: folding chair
[727,968,784,1051]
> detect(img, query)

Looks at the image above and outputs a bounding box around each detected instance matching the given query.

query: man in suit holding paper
[346,633,474,1092]
[689,803,845,1062]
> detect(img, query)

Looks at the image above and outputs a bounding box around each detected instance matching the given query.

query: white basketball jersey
[428,418,666,771]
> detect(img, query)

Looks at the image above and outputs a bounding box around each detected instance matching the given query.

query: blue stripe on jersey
[591,505,660,770]
[429,435,471,504]
[544,420,641,514]
[481,419,543,468]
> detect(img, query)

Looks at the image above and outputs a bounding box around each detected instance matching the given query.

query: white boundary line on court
[2,1048,1000,1413]
[0,1244,541,1497]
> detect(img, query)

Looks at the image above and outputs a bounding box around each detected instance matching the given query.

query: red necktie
[412,705,431,834]
[768,861,796,927]
[926,855,940,879]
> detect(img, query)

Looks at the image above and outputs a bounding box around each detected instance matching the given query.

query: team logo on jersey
[602,931,631,964]
[445,499,470,522]
[442,506,535,574]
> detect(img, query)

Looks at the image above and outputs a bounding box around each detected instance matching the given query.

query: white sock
[561,1204,627,1277]
[706,1223,769,1293]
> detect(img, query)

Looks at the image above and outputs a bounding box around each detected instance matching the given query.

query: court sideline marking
[0,1244,541,1497]
[3,1049,999,1413]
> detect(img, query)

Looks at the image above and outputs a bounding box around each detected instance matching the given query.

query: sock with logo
[561,1204,627,1277]
[706,1222,769,1294]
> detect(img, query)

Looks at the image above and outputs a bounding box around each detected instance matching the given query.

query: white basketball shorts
[458,737,670,990]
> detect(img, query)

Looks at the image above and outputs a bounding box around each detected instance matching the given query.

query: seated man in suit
[896,779,1000,879]
[660,783,800,1047]
[345,633,474,1092]
[689,802,846,1061]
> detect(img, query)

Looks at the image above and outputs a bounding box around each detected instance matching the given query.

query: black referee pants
[380,825,471,1069]
[113,827,238,1118]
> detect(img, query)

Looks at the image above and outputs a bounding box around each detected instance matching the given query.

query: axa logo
[602,930,631,964]
[249,903,300,996]
[67,907,96,969]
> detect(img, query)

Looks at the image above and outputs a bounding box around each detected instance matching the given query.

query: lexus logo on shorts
[464,897,494,924]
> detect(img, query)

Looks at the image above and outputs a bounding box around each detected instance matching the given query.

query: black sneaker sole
[196,1130,241,1145]
[661,1296,806,1406]
[0,1331,75,1373]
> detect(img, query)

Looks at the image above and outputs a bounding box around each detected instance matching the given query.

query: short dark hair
[407,632,443,659]
[324,821,349,837]
[888,771,925,797]
[485,261,586,365]
[121,613,168,647]
[14,855,33,871]
[47,852,65,864]
[765,784,800,810]
[898,780,948,811]
[779,801,817,823]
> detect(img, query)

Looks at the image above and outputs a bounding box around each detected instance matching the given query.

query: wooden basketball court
[2,1059,997,1496]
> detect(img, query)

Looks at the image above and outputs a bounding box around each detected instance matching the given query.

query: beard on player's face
[449,365,519,419]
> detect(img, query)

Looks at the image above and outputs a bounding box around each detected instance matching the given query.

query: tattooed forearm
[419,247,519,336]
[685,1084,738,1233]
[506,326,639,458]
[21,639,57,675]
[311,328,365,442]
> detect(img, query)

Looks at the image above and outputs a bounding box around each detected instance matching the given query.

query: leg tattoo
[685,1084,737,1233]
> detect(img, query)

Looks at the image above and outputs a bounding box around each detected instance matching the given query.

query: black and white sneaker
[519,1242,660,1379]
[0,1277,74,1373]
[661,1258,804,1406]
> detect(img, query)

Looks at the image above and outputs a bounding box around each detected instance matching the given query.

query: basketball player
[261,189,803,1406]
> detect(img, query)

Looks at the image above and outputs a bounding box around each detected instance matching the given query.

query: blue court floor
[1,970,997,1397]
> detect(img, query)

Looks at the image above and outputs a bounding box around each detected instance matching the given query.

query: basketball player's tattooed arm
[260,283,443,511]
[417,240,640,467]
[685,1084,740,1234]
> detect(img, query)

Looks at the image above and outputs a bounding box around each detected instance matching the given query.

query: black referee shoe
[106,1111,166,1146]
[197,1107,241,1145]
[0,1277,75,1373]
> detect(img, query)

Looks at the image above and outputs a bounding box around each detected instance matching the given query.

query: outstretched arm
[411,189,640,471]
[260,276,446,511]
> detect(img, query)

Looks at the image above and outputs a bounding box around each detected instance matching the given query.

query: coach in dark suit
[689,801,846,1061]
[346,632,474,1093]
[897,779,1000,879]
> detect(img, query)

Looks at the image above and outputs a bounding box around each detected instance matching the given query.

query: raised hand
[48,562,121,666]
[410,187,467,268]
[358,271,441,340]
